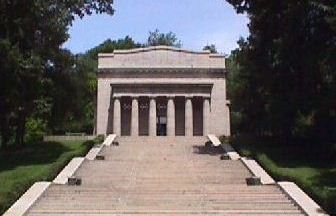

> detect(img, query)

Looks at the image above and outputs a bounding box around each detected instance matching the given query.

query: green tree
[226,0,336,155]
[203,44,218,53]
[86,36,142,59]
[0,0,114,149]
[147,29,182,47]
[47,36,142,135]
[46,31,182,136]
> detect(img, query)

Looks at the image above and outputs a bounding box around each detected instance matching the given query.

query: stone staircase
[25,136,304,215]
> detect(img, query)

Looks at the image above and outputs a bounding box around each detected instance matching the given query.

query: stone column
[113,97,121,136]
[167,97,175,136]
[185,97,193,136]
[203,97,210,136]
[149,97,157,136]
[131,97,139,136]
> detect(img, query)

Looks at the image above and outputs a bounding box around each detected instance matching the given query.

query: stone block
[68,176,82,186]
[246,176,261,186]
[95,154,105,160]
[220,153,230,160]
[205,141,212,148]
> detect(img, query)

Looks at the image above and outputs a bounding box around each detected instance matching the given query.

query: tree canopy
[226,0,336,157]
[0,0,114,149]
[203,44,218,53]
[147,29,182,47]
[0,18,187,150]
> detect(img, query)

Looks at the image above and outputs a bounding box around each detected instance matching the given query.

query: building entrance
[157,116,167,136]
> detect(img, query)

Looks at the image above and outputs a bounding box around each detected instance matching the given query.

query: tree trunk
[0,128,10,150]
[15,109,26,147]
[0,114,10,150]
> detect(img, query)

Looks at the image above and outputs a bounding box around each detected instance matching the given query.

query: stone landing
[24,137,304,215]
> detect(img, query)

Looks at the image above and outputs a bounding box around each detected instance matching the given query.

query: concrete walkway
[25,137,304,215]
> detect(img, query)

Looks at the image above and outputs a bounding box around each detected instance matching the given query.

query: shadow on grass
[231,135,334,169]
[230,134,336,215]
[192,145,224,156]
[311,169,336,188]
[310,170,336,215]
[0,141,70,172]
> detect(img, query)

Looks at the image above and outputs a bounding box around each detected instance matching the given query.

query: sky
[64,0,249,55]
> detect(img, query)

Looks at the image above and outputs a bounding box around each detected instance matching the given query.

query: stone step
[29,209,303,215]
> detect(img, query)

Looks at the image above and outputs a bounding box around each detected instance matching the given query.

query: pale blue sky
[64,0,249,55]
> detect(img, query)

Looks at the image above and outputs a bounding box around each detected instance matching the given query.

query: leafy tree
[203,44,218,53]
[46,30,182,136]
[226,0,336,156]
[147,29,182,47]
[47,36,142,135]
[0,0,114,149]
[86,36,142,59]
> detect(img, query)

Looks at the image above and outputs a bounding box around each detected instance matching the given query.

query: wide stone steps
[25,137,304,215]
[27,210,304,216]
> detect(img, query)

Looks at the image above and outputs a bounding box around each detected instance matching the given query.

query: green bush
[94,134,105,144]
[25,118,47,144]
[83,140,95,149]
[219,135,231,145]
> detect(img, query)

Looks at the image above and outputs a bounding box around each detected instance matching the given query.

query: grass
[226,135,336,215]
[0,140,93,214]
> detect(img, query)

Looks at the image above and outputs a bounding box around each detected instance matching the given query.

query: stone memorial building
[97,46,230,137]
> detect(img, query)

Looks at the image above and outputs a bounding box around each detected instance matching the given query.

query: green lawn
[226,135,336,215]
[0,140,93,214]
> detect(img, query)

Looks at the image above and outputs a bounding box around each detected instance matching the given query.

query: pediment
[98,46,225,69]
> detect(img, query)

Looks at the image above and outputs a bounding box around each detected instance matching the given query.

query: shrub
[219,135,231,145]
[25,118,47,144]
[83,140,95,149]
[94,134,105,144]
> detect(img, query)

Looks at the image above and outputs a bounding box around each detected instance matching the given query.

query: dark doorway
[157,116,167,136]
[120,97,131,136]
[156,97,167,136]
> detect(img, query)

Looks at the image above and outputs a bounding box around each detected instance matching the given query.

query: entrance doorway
[157,116,167,136]
[156,98,167,136]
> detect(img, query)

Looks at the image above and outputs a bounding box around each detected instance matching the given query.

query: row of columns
[113,96,210,136]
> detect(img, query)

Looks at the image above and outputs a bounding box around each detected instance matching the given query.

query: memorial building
[97,46,230,137]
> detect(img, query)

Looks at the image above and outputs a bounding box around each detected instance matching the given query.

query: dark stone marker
[68,176,82,186]
[96,154,105,160]
[220,154,230,160]
[246,176,261,186]
[205,141,212,148]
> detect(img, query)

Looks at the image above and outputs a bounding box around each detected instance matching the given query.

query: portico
[111,95,210,136]
[97,46,231,137]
